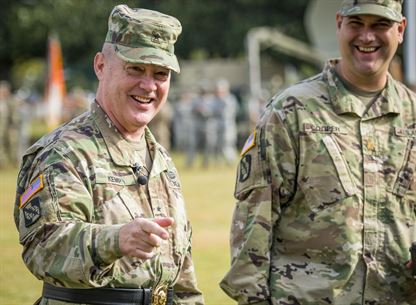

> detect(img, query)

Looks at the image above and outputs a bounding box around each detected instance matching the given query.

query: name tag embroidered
[19,174,44,209]
[395,127,416,137]
[304,123,347,134]
[107,175,124,184]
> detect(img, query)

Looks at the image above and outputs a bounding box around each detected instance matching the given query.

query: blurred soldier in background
[0,81,9,168]
[190,82,221,167]
[173,90,196,153]
[14,4,204,305]
[0,80,26,167]
[221,0,416,304]
[6,88,22,165]
[248,89,270,130]
[214,78,238,165]
[62,87,90,122]
[14,88,32,164]
[148,99,173,150]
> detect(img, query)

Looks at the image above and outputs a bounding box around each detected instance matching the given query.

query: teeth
[133,96,151,103]
[358,46,376,53]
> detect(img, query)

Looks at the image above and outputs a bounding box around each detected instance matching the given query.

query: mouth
[131,95,153,104]
[356,46,379,53]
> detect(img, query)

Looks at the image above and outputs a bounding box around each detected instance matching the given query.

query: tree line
[1,0,309,90]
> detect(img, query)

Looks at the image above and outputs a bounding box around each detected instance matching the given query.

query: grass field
[0,155,238,305]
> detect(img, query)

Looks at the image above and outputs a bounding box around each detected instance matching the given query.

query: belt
[42,283,174,305]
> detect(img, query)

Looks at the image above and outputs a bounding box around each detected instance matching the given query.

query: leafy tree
[1,0,309,89]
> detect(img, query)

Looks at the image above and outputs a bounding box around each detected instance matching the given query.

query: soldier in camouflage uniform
[220,0,416,304]
[14,5,204,305]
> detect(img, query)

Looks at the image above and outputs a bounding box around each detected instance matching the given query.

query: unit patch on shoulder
[239,154,252,182]
[19,174,44,209]
[240,131,256,156]
[22,197,41,227]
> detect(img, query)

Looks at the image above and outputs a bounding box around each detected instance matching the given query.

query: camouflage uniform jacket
[220,59,416,305]
[14,102,204,305]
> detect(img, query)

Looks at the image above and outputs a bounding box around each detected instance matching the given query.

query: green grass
[0,154,237,305]
[0,167,43,305]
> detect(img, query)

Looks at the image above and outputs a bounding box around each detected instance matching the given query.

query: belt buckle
[151,284,168,305]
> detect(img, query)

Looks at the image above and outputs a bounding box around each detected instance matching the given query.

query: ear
[335,13,343,32]
[94,52,105,80]
[397,17,407,44]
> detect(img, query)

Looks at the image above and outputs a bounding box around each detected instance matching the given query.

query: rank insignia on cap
[240,131,256,156]
[19,174,44,209]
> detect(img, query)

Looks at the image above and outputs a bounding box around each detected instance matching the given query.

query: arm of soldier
[219,142,274,305]
[15,150,124,287]
[172,223,205,305]
[220,106,296,305]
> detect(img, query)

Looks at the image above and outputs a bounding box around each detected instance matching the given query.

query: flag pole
[45,33,65,131]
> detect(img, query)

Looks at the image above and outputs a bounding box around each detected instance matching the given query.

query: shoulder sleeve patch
[238,154,252,182]
[240,130,256,156]
[19,174,44,209]
[234,150,268,200]
[22,197,41,227]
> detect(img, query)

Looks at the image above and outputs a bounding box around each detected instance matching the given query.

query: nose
[359,28,376,43]
[139,75,157,92]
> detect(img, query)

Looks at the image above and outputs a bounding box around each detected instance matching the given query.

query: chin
[362,65,380,74]
[134,115,153,126]
[354,62,377,74]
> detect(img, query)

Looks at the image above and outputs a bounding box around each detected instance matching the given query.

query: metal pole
[404,0,416,86]
[246,29,262,100]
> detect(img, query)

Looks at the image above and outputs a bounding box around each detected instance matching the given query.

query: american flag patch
[240,131,256,156]
[19,174,44,209]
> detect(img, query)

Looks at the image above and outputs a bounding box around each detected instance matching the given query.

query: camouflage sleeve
[173,224,205,305]
[220,104,297,305]
[14,148,123,287]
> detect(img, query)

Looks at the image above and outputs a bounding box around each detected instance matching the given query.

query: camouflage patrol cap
[105,5,182,73]
[339,0,403,22]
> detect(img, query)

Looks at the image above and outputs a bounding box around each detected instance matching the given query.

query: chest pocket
[298,133,358,218]
[93,172,146,224]
[388,132,416,198]
[379,128,416,250]
[322,135,358,196]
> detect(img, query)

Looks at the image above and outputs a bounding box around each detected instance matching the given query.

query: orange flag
[45,33,65,130]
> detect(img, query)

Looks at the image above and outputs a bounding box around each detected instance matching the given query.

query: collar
[323,59,401,118]
[91,102,169,176]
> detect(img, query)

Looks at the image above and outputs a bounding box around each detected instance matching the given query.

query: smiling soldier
[221,1,416,304]
[14,4,204,305]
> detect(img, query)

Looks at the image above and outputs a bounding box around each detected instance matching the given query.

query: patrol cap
[339,0,404,22]
[105,4,182,73]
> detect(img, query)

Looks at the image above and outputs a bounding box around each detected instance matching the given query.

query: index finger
[153,217,174,228]
[141,218,171,240]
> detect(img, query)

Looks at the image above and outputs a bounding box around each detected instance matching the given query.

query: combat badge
[22,197,41,227]
[240,131,256,156]
[166,170,180,188]
[239,154,252,182]
[19,174,44,209]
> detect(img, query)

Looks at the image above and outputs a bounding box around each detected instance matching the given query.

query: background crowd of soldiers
[169,78,241,168]
[0,81,30,168]
[0,77,267,169]
[151,77,264,168]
